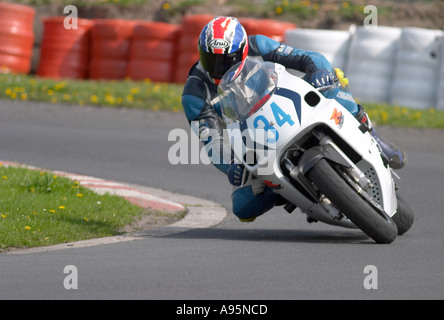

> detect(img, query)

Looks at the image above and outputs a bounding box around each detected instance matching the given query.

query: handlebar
[317,83,339,92]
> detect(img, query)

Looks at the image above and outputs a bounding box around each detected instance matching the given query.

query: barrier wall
[285,26,354,71]
[346,26,402,104]
[239,18,296,43]
[37,17,93,79]
[438,41,444,110]
[90,19,134,80]
[390,27,443,110]
[2,7,444,110]
[127,21,180,82]
[0,2,35,73]
[173,14,213,84]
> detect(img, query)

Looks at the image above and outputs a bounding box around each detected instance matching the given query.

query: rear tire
[307,159,398,244]
[392,194,414,235]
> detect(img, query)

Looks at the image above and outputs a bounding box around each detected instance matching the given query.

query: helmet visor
[199,44,245,80]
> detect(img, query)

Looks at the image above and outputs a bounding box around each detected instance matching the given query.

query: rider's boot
[355,104,407,169]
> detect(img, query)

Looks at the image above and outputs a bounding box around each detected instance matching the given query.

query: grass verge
[365,103,444,130]
[0,163,151,251]
[0,73,184,112]
[1,72,443,129]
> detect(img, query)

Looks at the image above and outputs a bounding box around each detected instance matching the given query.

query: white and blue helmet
[198,17,249,83]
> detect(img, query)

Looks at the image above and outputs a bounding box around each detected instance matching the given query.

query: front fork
[313,130,373,191]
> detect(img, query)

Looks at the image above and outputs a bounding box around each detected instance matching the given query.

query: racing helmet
[198,17,249,84]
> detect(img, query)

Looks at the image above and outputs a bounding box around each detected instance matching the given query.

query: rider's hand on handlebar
[307,69,335,88]
[227,163,249,186]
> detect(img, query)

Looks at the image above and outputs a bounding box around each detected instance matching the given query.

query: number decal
[253,103,295,143]
[253,115,279,143]
[270,102,295,127]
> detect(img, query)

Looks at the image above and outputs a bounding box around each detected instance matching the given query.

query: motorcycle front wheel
[392,193,414,235]
[307,159,398,244]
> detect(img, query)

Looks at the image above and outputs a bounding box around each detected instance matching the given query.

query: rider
[181,16,407,222]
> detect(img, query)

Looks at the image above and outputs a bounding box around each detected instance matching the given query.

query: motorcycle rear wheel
[307,159,398,244]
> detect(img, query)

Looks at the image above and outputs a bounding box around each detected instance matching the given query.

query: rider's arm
[182,72,232,175]
[248,34,333,74]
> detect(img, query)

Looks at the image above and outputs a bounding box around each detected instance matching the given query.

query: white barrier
[345,26,402,104]
[283,25,444,109]
[285,27,354,70]
[390,27,443,109]
[437,35,444,110]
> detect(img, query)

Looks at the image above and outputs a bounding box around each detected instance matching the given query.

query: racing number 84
[253,102,295,143]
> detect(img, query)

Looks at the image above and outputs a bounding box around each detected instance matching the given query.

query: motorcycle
[216,58,414,244]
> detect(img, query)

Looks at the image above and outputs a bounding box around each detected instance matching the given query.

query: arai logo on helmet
[209,39,230,49]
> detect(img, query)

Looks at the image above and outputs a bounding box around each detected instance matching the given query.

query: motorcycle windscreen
[218,59,278,123]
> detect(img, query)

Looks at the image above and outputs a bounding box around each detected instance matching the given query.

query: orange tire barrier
[90,19,134,80]
[0,2,35,73]
[173,14,214,83]
[239,18,296,43]
[37,17,93,79]
[127,21,180,82]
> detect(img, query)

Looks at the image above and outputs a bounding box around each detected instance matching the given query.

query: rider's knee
[231,186,276,221]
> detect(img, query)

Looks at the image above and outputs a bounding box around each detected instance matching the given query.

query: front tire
[392,194,414,235]
[307,159,398,244]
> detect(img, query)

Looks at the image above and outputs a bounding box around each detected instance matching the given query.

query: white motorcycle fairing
[219,60,397,229]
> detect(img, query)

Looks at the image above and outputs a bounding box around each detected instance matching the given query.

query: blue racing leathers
[181,35,358,220]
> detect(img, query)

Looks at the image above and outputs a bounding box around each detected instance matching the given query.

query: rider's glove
[307,69,335,88]
[227,163,248,186]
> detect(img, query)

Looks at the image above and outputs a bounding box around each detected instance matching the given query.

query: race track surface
[1,100,443,300]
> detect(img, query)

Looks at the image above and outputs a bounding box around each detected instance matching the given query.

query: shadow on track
[161,227,373,244]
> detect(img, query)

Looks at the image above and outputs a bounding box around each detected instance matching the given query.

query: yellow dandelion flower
[105,94,115,104]
[411,111,422,121]
[1,214,6,218]
[83,217,89,221]
[49,209,56,213]
[47,89,54,96]
[54,81,66,91]
[25,226,31,230]
[58,206,66,210]
[76,193,83,197]
[91,95,99,103]
[21,93,28,100]
[381,110,389,123]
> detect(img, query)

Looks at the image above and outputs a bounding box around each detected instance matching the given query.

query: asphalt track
[1,100,443,300]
